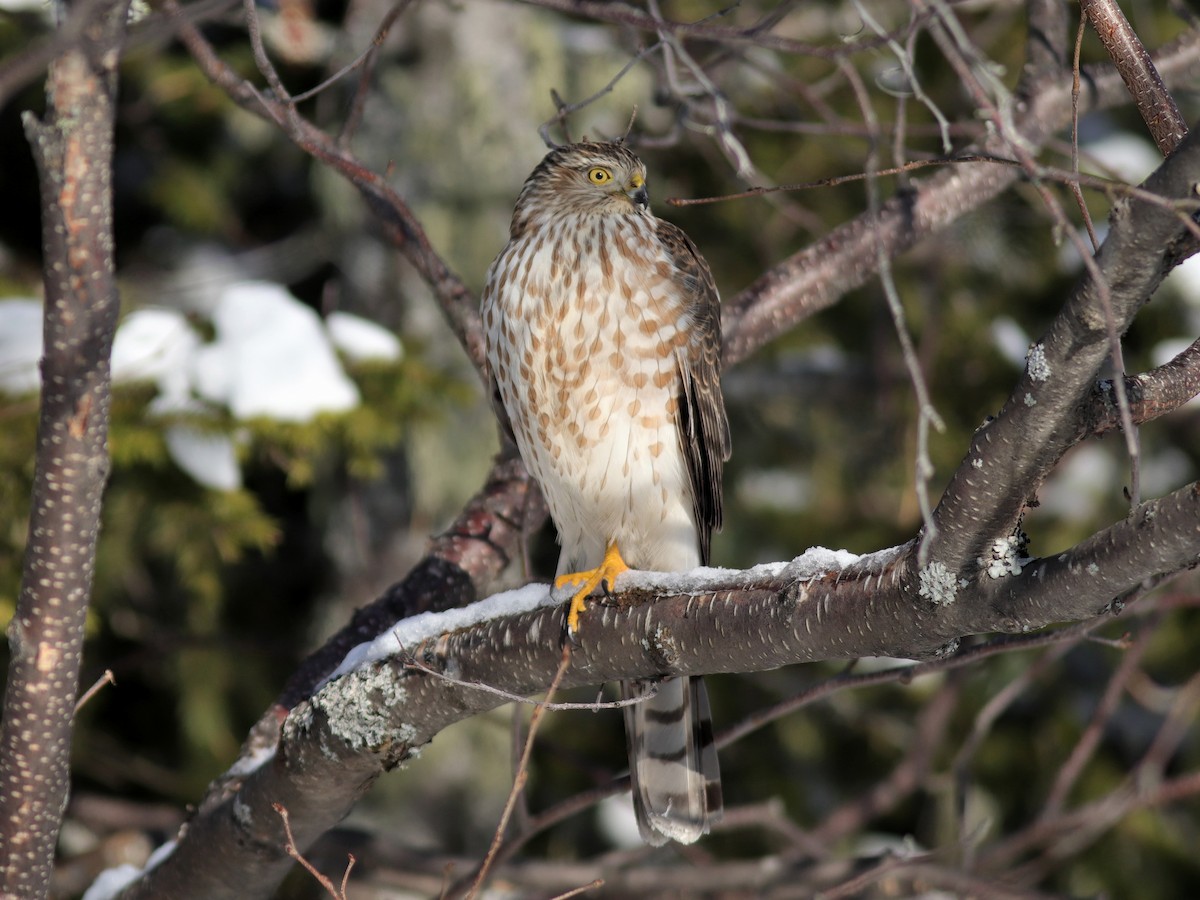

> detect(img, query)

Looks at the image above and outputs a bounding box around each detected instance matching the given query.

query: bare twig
[274,803,354,900]
[1070,13,1101,252]
[167,0,485,374]
[1039,619,1157,818]
[1081,0,1188,155]
[403,655,656,710]
[537,42,663,148]
[546,880,605,900]
[291,0,415,105]
[836,53,944,561]
[74,669,117,714]
[464,644,573,900]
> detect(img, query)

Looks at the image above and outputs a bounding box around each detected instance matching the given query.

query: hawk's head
[517,141,651,222]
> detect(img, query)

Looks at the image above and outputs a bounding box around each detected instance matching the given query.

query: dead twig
[274,802,356,900]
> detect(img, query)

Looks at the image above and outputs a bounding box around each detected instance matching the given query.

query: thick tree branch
[123,472,1200,898]
[926,121,1200,576]
[0,0,130,893]
[189,453,542,820]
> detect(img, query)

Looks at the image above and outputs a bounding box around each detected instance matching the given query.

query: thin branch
[403,656,656,711]
[1071,13,1101,253]
[1080,337,1200,437]
[465,645,573,900]
[1133,669,1200,780]
[921,38,1200,580]
[810,677,961,846]
[510,0,886,59]
[75,669,117,714]
[537,41,664,148]
[166,0,485,375]
[719,28,1200,365]
[1081,0,1188,155]
[718,621,1104,752]
[1039,618,1157,818]
[836,54,944,562]
[290,0,415,106]
[924,0,1142,510]
[647,0,761,181]
[274,803,353,900]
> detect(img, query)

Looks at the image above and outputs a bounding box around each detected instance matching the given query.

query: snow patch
[328,583,556,683]
[111,307,199,398]
[1081,132,1160,183]
[82,866,143,900]
[1039,444,1118,522]
[616,546,862,596]
[0,298,43,395]
[737,468,812,512]
[327,311,403,363]
[224,742,277,778]
[0,0,49,14]
[194,281,359,421]
[598,795,644,849]
[163,426,241,491]
[989,316,1029,368]
[1164,253,1200,309]
[330,549,877,685]
[81,841,176,900]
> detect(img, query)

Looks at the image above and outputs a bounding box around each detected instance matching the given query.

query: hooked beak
[626,174,649,209]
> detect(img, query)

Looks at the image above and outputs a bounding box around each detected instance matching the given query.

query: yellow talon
[556,541,631,639]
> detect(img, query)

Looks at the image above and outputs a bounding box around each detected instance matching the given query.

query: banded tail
[622,675,723,845]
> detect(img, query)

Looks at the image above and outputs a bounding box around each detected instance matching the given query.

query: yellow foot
[556,541,630,641]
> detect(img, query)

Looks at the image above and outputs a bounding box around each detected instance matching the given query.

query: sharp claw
[555,542,630,647]
[562,615,582,647]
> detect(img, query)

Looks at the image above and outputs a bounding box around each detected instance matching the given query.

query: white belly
[483,217,701,574]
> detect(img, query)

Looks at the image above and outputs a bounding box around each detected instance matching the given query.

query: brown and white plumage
[481,140,730,845]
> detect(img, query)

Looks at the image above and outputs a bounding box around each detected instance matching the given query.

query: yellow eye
[587,167,613,185]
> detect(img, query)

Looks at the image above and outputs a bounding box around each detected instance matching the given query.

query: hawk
[481,140,731,845]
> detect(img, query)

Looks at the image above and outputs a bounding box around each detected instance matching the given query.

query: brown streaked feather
[483,141,728,846]
[656,220,731,566]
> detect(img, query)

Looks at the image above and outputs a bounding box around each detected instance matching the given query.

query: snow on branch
[123,479,1200,900]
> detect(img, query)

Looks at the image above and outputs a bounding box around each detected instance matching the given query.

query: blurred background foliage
[2,0,1200,897]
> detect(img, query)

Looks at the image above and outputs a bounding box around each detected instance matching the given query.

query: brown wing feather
[655,220,731,566]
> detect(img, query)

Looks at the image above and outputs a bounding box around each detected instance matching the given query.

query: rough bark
[124,478,1200,899]
[0,1,129,894]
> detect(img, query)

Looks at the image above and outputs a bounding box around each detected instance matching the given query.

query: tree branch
[926,118,1200,576]
[0,0,130,893]
[165,0,486,376]
[123,465,1200,898]
[720,28,1200,366]
[1082,0,1188,155]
